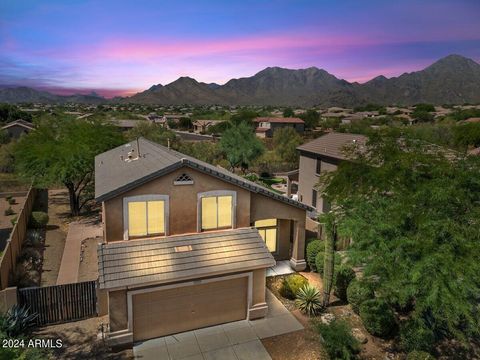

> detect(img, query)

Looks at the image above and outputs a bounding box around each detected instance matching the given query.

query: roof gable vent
[174,173,194,185]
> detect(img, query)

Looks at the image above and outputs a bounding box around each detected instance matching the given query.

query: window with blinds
[127,199,165,237]
[254,218,278,253]
[201,195,233,230]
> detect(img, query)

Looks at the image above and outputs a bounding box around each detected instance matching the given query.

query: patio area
[133,290,303,360]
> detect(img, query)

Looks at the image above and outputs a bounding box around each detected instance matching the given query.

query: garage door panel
[132,276,248,341]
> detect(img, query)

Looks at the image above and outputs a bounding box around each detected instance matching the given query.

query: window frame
[312,189,318,208]
[254,218,279,254]
[197,190,237,232]
[123,194,169,240]
[315,158,322,175]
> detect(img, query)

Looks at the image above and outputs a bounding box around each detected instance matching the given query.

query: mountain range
[1,54,480,107]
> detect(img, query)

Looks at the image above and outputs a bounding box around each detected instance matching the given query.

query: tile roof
[97,227,275,289]
[1,119,35,130]
[297,132,367,160]
[254,117,304,124]
[94,137,312,211]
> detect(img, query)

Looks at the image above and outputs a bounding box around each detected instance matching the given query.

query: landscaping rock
[320,313,336,324]
[352,328,368,344]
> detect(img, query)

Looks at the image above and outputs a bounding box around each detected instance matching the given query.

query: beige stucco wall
[298,153,338,212]
[103,167,251,242]
[102,166,306,263]
[109,290,127,332]
[252,269,266,305]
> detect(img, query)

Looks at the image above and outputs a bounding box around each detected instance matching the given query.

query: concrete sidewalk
[133,290,303,360]
[56,220,102,285]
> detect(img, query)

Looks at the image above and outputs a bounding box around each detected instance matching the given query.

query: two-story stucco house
[297,132,366,213]
[253,117,305,138]
[95,138,311,345]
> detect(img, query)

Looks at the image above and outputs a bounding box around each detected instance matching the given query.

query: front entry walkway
[133,290,303,360]
[56,219,102,285]
[266,260,295,277]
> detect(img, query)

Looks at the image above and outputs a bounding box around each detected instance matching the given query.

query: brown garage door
[132,276,248,341]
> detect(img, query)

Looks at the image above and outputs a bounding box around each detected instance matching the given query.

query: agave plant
[295,284,324,316]
[2,305,38,337]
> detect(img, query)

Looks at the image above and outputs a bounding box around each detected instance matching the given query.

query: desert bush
[10,215,17,226]
[7,197,15,205]
[4,206,14,216]
[334,266,356,302]
[295,284,324,316]
[25,230,43,247]
[359,299,396,338]
[315,251,341,275]
[14,262,40,288]
[316,319,360,360]
[406,350,435,360]
[347,280,375,314]
[400,318,435,353]
[306,240,324,271]
[0,305,38,337]
[280,274,308,300]
[18,247,42,264]
[29,211,49,228]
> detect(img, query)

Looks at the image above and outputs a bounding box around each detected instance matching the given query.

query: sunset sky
[1,0,479,97]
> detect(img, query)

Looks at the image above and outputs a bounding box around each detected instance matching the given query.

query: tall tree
[125,121,177,147]
[219,122,264,172]
[15,117,124,215]
[272,127,302,165]
[283,108,294,118]
[319,131,480,344]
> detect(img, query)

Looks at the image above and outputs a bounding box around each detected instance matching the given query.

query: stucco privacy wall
[109,289,127,332]
[103,167,251,242]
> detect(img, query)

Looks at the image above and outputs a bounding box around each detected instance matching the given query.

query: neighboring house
[297,132,366,213]
[1,119,35,138]
[253,117,305,138]
[192,119,225,133]
[95,137,311,346]
[110,119,140,131]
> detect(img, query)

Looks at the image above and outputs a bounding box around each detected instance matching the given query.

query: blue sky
[1,0,479,97]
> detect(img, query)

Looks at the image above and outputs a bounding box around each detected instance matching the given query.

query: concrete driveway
[133,290,303,360]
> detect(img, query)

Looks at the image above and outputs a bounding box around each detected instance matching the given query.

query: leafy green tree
[125,121,177,147]
[412,110,434,122]
[283,107,294,118]
[414,103,435,112]
[15,117,124,215]
[178,117,193,130]
[0,104,32,124]
[178,141,223,165]
[300,109,320,129]
[453,123,480,149]
[219,122,264,172]
[319,131,480,345]
[272,127,302,164]
[0,129,10,144]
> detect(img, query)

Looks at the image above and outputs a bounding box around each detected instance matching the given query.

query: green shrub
[306,240,324,271]
[10,216,17,226]
[295,284,324,316]
[315,251,341,275]
[29,211,49,228]
[280,274,308,300]
[347,280,374,314]
[7,197,15,205]
[406,350,435,360]
[334,266,356,302]
[4,206,15,216]
[400,318,435,353]
[359,299,396,338]
[0,305,38,337]
[316,319,360,360]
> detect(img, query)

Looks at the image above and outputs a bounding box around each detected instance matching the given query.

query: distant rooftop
[254,117,304,124]
[297,132,367,160]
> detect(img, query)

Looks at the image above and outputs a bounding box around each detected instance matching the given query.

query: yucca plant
[1,305,38,337]
[295,284,324,316]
